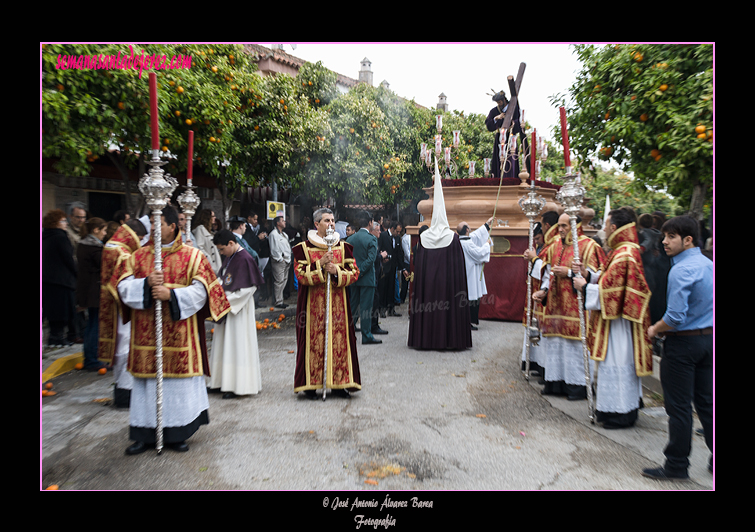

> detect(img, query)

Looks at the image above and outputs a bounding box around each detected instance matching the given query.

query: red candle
[187,130,194,185]
[149,73,159,151]
[559,106,570,168]
[531,129,537,183]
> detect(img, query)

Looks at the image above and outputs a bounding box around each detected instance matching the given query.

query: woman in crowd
[192,208,222,273]
[76,217,108,371]
[42,209,78,348]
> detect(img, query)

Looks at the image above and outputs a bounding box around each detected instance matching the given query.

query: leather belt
[663,327,713,337]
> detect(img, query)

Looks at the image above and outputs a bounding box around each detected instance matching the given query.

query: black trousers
[660,333,714,474]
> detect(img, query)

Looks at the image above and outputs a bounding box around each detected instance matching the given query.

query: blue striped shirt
[663,246,713,331]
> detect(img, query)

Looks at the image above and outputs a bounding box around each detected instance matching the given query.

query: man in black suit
[242,210,271,304]
[378,220,402,318]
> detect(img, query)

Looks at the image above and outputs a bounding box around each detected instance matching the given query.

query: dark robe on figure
[485,104,527,179]
[408,233,472,350]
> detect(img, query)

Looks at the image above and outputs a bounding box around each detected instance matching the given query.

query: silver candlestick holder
[555,172,595,423]
[519,178,546,380]
[138,149,179,453]
[177,183,200,243]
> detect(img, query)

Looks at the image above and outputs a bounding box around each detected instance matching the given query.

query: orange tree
[302,82,414,208]
[236,61,332,198]
[555,44,713,219]
[42,43,258,215]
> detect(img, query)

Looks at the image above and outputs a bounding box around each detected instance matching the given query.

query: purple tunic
[217,247,264,292]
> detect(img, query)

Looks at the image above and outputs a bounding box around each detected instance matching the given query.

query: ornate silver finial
[324,226,338,247]
[556,173,585,218]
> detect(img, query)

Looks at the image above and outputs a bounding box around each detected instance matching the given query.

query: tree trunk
[689,181,707,221]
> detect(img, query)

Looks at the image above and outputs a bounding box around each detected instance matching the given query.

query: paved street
[41,301,713,495]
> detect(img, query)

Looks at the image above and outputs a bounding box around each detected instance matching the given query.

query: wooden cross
[502,62,526,131]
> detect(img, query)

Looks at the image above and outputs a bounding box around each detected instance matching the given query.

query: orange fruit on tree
[118,102,125,110]
[695,124,706,134]
[185,119,192,126]
[659,84,668,91]
[176,86,184,94]
[697,133,707,140]
[175,110,181,117]
[640,113,649,122]
[650,148,661,158]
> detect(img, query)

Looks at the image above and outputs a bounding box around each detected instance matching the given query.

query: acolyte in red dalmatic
[292,232,361,393]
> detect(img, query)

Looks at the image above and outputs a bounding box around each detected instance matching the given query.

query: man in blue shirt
[643,215,713,481]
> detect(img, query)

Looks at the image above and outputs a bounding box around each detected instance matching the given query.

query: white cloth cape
[209,286,261,395]
[459,223,491,301]
[420,158,455,250]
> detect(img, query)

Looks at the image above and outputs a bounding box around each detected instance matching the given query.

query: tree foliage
[554,44,713,218]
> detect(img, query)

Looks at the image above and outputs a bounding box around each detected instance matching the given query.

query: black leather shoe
[167,441,189,452]
[362,338,382,345]
[222,392,237,399]
[354,326,361,332]
[471,325,478,330]
[333,389,351,398]
[125,441,153,455]
[372,327,388,335]
[388,309,402,317]
[641,467,689,481]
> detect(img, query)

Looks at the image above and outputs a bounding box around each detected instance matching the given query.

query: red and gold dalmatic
[523,222,560,327]
[98,224,141,366]
[293,233,361,392]
[541,223,606,340]
[588,223,653,376]
[127,231,230,378]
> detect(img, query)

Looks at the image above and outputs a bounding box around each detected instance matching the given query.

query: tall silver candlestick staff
[556,173,594,423]
[518,174,546,380]
[138,148,178,453]
[322,226,339,401]
[177,130,200,244]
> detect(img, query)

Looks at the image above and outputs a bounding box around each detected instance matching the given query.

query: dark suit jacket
[349,228,378,287]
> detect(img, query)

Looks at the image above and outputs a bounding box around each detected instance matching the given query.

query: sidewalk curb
[42,352,83,383]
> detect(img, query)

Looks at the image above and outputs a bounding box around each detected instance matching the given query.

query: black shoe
[303,390,319,400]
[362,338,382,345]
[388,309,402,317]
[379,310,387,318]
[167,441,189,452]
[355,326,361,332]
[470,325,478,330]
[125,441,153,455]
[371,327,388,335]
[333,389,351,398]
[641,467,689,481]
[222,392,237,399]
[276,302,288,309]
